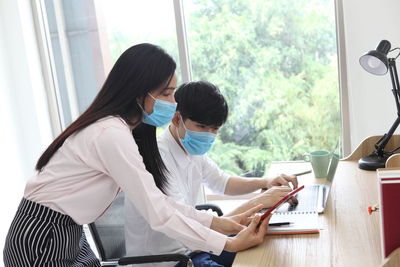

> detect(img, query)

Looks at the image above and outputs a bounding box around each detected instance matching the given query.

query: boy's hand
[264,174,299,205]
[265,174,298,190]
[251,186,292,208]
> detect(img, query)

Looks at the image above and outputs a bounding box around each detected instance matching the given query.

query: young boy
[125,81,297,266]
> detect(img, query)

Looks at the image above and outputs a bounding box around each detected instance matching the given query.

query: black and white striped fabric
[3,198,101,267]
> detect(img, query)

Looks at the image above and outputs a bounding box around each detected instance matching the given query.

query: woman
[3,43,270,266]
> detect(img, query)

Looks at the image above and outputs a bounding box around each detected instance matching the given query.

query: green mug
[326,153,339,181]
[304,150,333,178]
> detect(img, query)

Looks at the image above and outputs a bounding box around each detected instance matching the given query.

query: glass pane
[42,0,181,128]
[96,0,181,72]
[184,0,340,176]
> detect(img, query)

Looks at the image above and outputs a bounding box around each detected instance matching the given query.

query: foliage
[187,0,340,176]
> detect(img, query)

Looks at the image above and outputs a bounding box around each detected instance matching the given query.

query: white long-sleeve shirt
[125,127,230,266]
[24,116,226,255]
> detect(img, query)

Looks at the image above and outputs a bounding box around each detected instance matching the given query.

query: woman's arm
[94,127,227,254]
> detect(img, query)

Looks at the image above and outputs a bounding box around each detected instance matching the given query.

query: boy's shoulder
[157,130,171,152]
[157,129,178,164]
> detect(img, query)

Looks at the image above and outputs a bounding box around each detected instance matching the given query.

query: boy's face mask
[177,115,217,155]
[141,93,177,127]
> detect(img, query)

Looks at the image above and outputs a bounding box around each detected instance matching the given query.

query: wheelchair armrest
[118,254,191,266]
[195,203,223,216]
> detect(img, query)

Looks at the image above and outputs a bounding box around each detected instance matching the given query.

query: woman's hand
[226,204,264,226]
[224,214,271,252]
[211,204,265,235]
[251,186,292,208]
[210,215,245,236]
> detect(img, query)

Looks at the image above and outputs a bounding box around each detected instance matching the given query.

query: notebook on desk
[265,185,327,235]
[268,212,320,234]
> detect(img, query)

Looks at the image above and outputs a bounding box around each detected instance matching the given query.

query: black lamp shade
[359,40,391,75]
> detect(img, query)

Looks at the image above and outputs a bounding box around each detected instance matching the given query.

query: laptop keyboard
[274,185,328,214]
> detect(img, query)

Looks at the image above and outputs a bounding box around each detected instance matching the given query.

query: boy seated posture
[125,81,297,267]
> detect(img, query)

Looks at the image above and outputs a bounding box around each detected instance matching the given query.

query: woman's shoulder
[95,116,130,130]
[76,116,140,155]
[73,116,133,145]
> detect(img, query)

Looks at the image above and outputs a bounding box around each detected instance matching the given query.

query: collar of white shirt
[161,126,193,169]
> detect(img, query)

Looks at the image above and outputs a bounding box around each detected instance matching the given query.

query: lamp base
[358,154,389,171]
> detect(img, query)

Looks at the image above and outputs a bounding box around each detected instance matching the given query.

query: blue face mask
[142,93,177,127]
[178,118,217,155]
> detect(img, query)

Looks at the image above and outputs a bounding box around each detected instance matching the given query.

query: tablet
[260,185,305,220]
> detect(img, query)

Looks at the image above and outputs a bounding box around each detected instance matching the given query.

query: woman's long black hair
[36,43,175,193]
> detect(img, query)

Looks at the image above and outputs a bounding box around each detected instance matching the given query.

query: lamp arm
[374,116,400,157]
[389,59,400,114]
[374,59,400,157]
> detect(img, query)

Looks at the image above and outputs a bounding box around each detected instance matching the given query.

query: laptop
[274,151,338,214]
[275,184,331,214]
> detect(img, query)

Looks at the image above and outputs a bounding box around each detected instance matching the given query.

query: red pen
[261,185,305,220]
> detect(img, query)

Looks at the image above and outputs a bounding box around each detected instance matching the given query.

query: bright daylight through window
[43,0,340,177]
[184,0,340,176]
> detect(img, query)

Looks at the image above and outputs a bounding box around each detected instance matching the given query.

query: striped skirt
[3,198,101,267]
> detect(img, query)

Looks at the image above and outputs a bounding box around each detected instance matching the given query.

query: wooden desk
[218,161,382,267]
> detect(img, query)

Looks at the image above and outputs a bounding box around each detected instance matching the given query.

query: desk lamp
[358,40,400,170]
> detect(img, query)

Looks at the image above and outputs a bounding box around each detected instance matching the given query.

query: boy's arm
[224,174,298,195]
[223,176,268,195]
[223,186,292,216]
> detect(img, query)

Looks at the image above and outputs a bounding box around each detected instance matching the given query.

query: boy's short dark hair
[174,81,228,127]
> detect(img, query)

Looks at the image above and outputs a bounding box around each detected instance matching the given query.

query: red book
[377,168,400,258]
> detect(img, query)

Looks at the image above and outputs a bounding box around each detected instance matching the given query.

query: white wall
[0,0,53,261]
[341,0,400,152]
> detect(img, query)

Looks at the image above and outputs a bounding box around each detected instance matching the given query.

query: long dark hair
[36,43,175,193]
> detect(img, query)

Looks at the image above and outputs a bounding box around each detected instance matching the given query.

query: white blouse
[24,116,226,255]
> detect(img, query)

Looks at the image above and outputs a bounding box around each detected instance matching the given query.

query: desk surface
[214,161,382,267]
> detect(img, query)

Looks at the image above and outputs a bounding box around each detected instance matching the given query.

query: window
[38,0,340,177]
[40,0,181,128]
[97,0,181,73]
[184,0,340,176]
